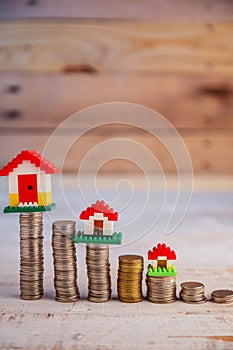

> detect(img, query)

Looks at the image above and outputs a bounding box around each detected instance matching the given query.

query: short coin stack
[52,220,79,303]
[211,289,233,304]
[180,281,206,304]
[86,244,111,302]
[19,212,44,300]
[146,275,177,303]
[117,255,144,303]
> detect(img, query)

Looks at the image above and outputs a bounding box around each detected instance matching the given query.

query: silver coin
[180,281,206,304]
[19,212,44,300]
[52,220,79,303]
[211,289,233,304]
[146,275,177,304]
[86,245,111,303]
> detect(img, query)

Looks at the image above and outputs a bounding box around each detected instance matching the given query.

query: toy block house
[0,150,59,213]
[73,200,122,245]
[147,243,177,277]
[80,200,118,236]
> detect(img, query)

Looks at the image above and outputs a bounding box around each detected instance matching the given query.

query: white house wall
[84,212,114,236]
[103,221,114,236]
[8,161,50,194]
[89,213,108,221]
[38,174,51,193]
[9,173,18,193]
[151,261,158,268]
[84,220,94,235]
[158,256,167,261]
[151,259,173,269]
[10,161,43,175]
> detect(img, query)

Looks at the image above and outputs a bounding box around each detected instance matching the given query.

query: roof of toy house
[148,243,176,260]
[0,150,60,176]
[80,200,118,221]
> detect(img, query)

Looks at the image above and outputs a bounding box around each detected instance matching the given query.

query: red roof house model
[73,200,122,245]
[0,150,60,176]
[148,243,176,261]
[0,150,60,213]
[80,200,118,221]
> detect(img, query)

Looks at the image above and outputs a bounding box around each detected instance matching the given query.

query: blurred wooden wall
[0,0,232,174]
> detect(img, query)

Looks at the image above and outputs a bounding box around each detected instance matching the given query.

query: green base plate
[3,203,56,213]
[147,264,176,277]
[73,231,122,245]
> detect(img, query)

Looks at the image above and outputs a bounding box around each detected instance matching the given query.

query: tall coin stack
[146,275,177,303]
[52,221,79,303]
[19,212,44,300]
[180,281,206,304]
[86,244,111,302]
[117,255,144,303]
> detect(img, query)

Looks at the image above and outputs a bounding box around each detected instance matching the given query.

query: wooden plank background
[0,0,232,174]
[0,0,232,21]
[0,21,232,75]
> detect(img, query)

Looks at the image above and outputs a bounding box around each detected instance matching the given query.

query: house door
[158,259,167,269]
[93,220,103,236]
[18,174,38,204]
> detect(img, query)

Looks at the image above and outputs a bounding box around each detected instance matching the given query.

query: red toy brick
[80,200,118,221]
[0,150,60,175]
[148,243,176,261]
[18,174,38,203]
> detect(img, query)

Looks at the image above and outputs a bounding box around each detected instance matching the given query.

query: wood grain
[0,179,233,350]
[0,20,232,74]
[0,74,232,128]
[0,5,232,177]
[0,132,232,174]
[0,0,232,21]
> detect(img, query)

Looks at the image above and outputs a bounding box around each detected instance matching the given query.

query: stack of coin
[86,244,111,302]
[19,212,44,300]
[117,255,144,303]
[180,281,206,304]
[146,275,177,303]
[211,289,233,304]
[52,220,79,303]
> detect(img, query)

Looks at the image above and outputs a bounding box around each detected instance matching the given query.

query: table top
[0,176,233,350]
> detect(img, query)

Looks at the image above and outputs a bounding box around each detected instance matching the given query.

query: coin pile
[117,255,144,303]
[19,212,44,300]
[180,281,206,304]
[211,289,233,304]
[86,244,111,302]
[52,221,79,303]
[146,275,177,303]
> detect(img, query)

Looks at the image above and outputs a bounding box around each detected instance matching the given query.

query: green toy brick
[3,203,56,213]
[73,231,122,245]
[147,264,176,277]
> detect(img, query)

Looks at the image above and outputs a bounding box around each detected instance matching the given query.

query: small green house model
[147,243,177,277]
[73,200,122,245]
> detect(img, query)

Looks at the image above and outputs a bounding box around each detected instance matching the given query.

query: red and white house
[148,243,176,270]
[0,150,59,208]
[80,200,118,236]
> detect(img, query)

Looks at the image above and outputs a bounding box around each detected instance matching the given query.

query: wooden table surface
[0,176,233,350]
